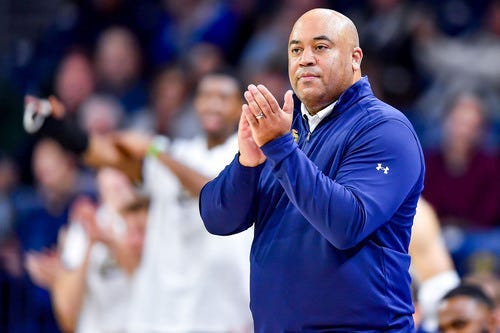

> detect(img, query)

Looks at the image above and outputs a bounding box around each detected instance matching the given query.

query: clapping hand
[237,84,293,167]
[243,85,294,147]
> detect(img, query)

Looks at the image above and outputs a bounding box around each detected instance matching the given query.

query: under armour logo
[376,163,389,174]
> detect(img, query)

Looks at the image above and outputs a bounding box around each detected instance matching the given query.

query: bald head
[294,9,359,48]
[288,8,363,114]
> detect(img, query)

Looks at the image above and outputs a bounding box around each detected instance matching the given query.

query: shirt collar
[300,101,337,132]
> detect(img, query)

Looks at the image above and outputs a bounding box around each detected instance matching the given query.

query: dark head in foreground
[438,284,497,333]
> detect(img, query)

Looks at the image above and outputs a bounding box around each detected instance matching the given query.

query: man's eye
[316,45,327,51]
[290,48,301,54]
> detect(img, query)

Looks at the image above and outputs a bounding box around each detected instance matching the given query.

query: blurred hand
[24,95,66,119]
[70,196,112,245]
[112,130,153,160]
[25,249,62,290]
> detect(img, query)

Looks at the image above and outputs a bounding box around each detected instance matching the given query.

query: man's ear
[352,47,363,71]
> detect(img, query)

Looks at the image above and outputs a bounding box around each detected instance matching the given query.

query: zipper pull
[306,131,312,142]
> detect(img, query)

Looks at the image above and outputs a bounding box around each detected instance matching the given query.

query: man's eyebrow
[289,36,333,46]
[313,35,333,43]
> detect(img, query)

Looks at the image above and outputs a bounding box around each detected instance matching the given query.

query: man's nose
[299,47,316,66]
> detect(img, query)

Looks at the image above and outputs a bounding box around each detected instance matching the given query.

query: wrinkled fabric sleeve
[38,117,89,155]
[199,154,264,235]
[261,120,424,250]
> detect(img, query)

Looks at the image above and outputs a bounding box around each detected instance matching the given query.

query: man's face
[443,95,484,149]
[438,296,494,333]
[32,139,72,191]
[195,75,241,137]
[56,53,95,111]
[288,14,355,113]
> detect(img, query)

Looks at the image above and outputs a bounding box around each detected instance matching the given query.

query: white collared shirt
[301,101,337,132]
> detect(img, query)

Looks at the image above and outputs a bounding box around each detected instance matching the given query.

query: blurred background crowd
[0,0,499,332]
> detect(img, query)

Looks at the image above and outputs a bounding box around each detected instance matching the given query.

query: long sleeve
[261,118,424,250]
[199,154,264,235]
[38,116,89,155]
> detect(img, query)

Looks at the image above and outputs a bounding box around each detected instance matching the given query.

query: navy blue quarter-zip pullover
[200,77,425,332]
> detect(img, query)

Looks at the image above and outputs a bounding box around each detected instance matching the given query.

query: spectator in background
[423,91,499,229]
[438,284,498,333]
[94,26,147,115]
[423,90,500,276]
[13,138,94,333]
[78,94,124,135]
[185,42,226,90]
[17,138,94,252]
[463,272,500,331]
[130,64,200,140]
[53,50,96,117]
[51,168,147,333]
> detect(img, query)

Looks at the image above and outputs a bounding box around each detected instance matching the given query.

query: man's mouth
[298,72,320,80]
[202,113,222,127]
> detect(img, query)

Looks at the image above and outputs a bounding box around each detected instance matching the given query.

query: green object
[147,142,161,158]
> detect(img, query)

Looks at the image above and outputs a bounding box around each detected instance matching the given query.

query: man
[16,138,92,333]
[199,8,424,331]
[50,168,144,333]
[123,70,253,333]
[438,284,498,333]
[463,273,500,332]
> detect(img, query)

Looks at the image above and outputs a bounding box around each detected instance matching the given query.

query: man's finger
[256,84,281,114]
[282,90,294,114]
[239,104,252,133]
[238,105,248,129]
[248,84,273,116]
[244,91,265,119]
[243,104,259,128]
